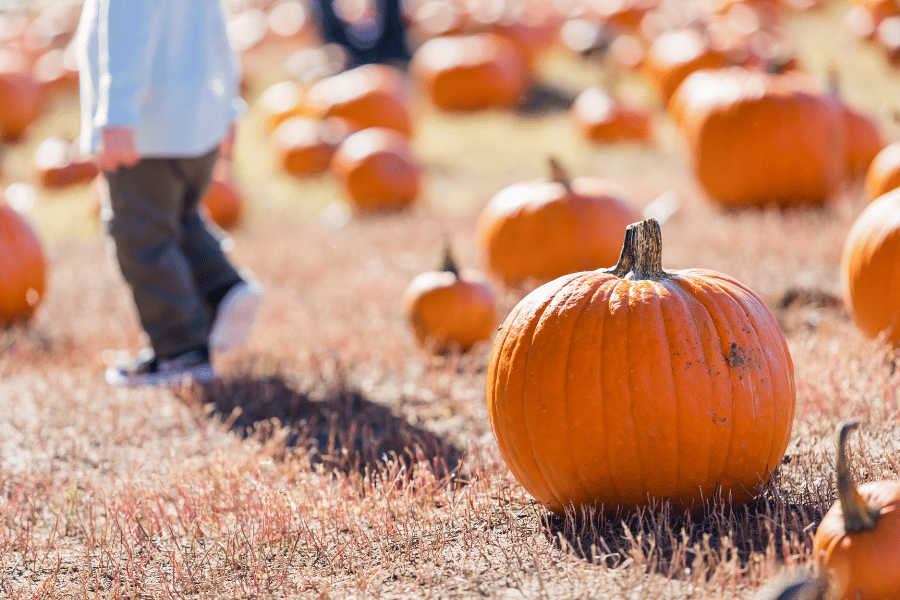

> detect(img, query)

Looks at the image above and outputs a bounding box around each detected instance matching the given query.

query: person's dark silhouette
[314,0,411,67]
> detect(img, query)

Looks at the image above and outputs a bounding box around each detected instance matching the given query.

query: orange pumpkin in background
[487,219,796,515]
[865,141,900,200]
[0,196,47,325]
[202,160,244,230]
[32,136,99,189]
[841,104,883,180]
[403,244,498,353]
[305,64,413,136]
[272,116,352,178]
[476,158,636,285]
[672,67,846,208]
[411,33,531,112]
[840,189,900,346]
[259,80,309,134]
[0,67,46,142]
[813,421,900,600]
[572,86,652,144]
[641,27,728,106]
[330,127,422,213]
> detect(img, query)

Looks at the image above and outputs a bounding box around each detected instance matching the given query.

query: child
[75,0,261,386]
[314,0,411,67]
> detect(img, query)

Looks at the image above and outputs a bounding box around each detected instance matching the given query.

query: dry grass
[3,1,900,598]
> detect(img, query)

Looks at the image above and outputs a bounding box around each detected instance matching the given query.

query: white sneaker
[209,280,261,353]
[105,347,216,387]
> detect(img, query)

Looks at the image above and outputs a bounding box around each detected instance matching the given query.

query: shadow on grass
[184,374,464,478]
[517,81,578,116]
[539,473,833,579]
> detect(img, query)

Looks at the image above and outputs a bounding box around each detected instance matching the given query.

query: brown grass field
[2,0,900,597]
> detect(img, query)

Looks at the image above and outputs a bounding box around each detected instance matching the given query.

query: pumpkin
[305,64,412,137]
[202,160,243,230]
[476,158,636,285]
[865,141,900,200]
[840,189,900,346]
[641,28,729,107]
[486,218,796,515]
[672,67,846,208]
[271,116,351,178]
[330,127,422,213]
[0,196,47,325]
[840,105,883,180]
[813,420,900,600]
[0,67,46,143]
[410,33,531,113]
[33,136,99,189]
[572,86,652,144]
[402,243,497,353]
[259,80,309,134]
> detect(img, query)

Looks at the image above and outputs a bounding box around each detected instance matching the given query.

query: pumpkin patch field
[3,0,900,598]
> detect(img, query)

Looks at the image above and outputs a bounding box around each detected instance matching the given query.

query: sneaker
[105,346,216,387]
[208,280,261,353]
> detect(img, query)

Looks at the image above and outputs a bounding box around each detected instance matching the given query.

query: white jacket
[75,0,244,158]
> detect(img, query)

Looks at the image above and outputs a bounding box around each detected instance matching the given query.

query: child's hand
[98,128,139,172]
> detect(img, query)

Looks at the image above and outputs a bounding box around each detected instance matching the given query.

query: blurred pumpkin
[572,85,652,144]
[841,104,883,180]
[813,420,900,600]
[840,189,900,346]
[486,218,796,515]
[403,243,498,353]
[202,160,243,230]
[865,141,900,201]
[641,27,728,106]
[0,195,47,325]
[411,33,531,112]
[476,158,636,285]
[33,136,99,189]
[271,116,351,178]
[305,64,412,136]
[672,67,846,208]
[330,127,422,213]
[259,80,309,134]
[0,65,46,142]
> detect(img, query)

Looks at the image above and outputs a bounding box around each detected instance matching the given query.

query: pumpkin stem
[548,157,572,190]
[835,419,881,533]
[606,218,667,280]
[439,238,460,276]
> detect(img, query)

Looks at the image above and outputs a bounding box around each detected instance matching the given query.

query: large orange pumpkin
[813,421,900,600]
[487,218,796,515]
[411,33,531,112]
[840,189,900,346]
[672,67,846,208]
[476,158,636,285]
[330,127,422,213]
[402,244,497,353]
[305,64,412,137]
[841,104,883,180]
[0,197,47,325]
[865,141,900,201]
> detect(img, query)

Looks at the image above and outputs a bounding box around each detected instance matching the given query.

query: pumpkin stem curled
[606,218,667,280]
[835,419,881,533]
[548,157,572,190]
[439,239,460,276]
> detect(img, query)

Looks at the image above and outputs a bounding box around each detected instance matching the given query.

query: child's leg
[105,158,211,360]
[174,151,243,316]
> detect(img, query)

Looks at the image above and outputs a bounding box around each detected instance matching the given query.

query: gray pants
[104,148,241,358]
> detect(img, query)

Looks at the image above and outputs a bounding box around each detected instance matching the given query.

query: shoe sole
[209,282,261,353]
[106,364,217,387]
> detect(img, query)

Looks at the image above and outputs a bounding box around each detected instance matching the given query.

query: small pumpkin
[305,64,412,137]
[330,127,422,213]
[271,116,351,178]
[572,86,652,144]
[33,136,99,189]
[402,243,498,353]
[259,80,309,134]
[840,188,900,346]
[813,420,900,600]
[476,158,636,285]
[487,218,796,515]
[672,66,846,208]
[202,160,243,230]
[0,67,46,143]
[411,33,531,113]
[0,195,47,325]
[865,141,900,201]
[641,27,729,107]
